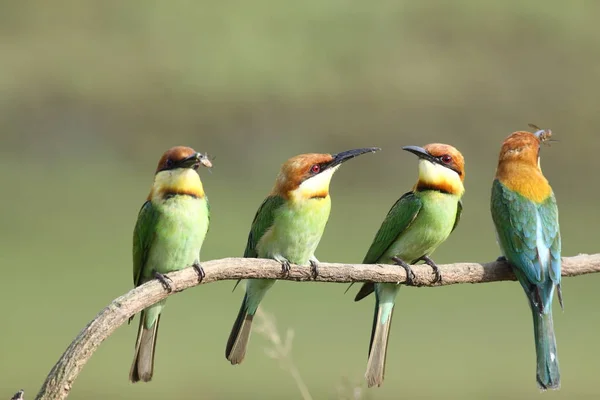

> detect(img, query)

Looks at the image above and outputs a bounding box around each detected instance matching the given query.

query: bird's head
[155,146,212,173]
[404,143,465,196]
[497,127,552,170]
[495,127,554,202]
[273,147,380,200]
[150,146,212,200]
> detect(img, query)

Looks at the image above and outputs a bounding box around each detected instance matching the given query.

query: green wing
[243,195,286,258]
[451,199,463,233]
[362,191,423,264]
[132,201,160,287]
[205,195,211,234]
[354,192,422,301]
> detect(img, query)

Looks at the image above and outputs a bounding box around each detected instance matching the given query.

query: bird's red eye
[311,164,321,174]
[441,155,452,164]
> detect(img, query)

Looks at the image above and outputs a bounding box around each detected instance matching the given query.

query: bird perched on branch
[129,146,212,383]
[353,143,465,387]
[490,126,562,390]
[225,147,380,365]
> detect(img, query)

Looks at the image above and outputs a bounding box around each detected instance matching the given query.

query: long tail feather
[531,305,560,390]
[365,298,394,388]
[226,293,254,365]
[129,312,160,383]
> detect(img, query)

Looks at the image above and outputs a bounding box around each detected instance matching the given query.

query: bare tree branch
[11,390,24,400]
[31,253,600,400]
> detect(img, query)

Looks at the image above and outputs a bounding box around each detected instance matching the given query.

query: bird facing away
[225,147,381,365]
[490,127,562,390]
[129,146,212,383]
[354,143,465,388]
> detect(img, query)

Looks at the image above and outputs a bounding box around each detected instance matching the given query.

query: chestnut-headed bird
[226,147,380,365]
[490,127,561,390]
[354,144,465,387]
[129,146,212,382]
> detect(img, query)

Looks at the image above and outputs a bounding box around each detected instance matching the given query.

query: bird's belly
[145,198,209,277]
[273,228,323,264]
[258,198,330,265]
[381,197,457,264]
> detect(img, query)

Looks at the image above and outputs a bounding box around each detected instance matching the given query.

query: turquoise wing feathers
[132,201,160,287]
[537,195,561,284]
[362,192,423,264]
[491,180,541,283]
[243,195,285,258]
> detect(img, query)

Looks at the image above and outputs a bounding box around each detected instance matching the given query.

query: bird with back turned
[490,126,562,390]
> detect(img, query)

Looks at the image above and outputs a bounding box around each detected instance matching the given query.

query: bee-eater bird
[490,127,562,390]
[353,144,465,387]
[129,146,212,383]
[225,147,380,365]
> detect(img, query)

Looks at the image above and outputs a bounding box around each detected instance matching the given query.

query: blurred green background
[2,0,599,399]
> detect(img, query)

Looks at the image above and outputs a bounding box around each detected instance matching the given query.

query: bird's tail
[365,297,395,388]
[226,279,273,365]
[531,304,560,390]
[225,292,255,365]
[129,311,160,383]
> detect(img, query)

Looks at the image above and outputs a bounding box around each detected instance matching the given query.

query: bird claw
[192,261,205,282]
[309,260,319,280]
[391,256,415,286]
[153,270,173,292]
[496,255,507,262]
[281,259,291,275]
[420,255,442,284]
[402,266,416,286]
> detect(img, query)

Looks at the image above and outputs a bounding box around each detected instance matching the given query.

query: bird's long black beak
[402,145,438,164]
[327,147,381,169]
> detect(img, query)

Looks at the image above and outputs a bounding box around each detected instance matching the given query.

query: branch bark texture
[33,253,600,400]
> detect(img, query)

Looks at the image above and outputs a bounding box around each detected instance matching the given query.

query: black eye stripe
[435,156,461,175]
